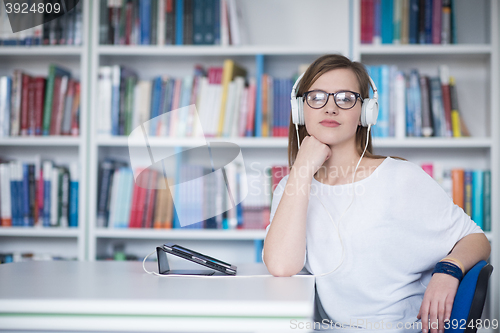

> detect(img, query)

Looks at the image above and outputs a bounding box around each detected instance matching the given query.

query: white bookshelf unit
[1,0,496,327]
[87,0,350,264]
[0,1,90,261]
[353,0,499,325]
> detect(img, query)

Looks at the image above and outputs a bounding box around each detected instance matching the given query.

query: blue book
[22,164,30,227]
[381,0,393,43]
[121,168,134,228]
[379,65,390,137]
[43,162,52,227]
[111,66,121,136]
[68,163,78,228]
[483,170,491,232]
[149,77,163,136]
[140,0,151,45]
[423,0,433,44]
[213,0,220,45]
[69,180,78,228]
[406,77,415,137]
[409,70,422,137]
[429,77,444,137]
[408,0,419,43]
[254,54,264,137]
[464,170,473,217]
[175,0,184,45]
[9,164,18,226]
[172,146,182,228]
[472,170,484,230]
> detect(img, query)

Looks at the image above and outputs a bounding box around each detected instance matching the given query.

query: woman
[262,54,490,333]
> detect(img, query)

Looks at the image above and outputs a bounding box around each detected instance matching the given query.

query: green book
[42,64,71,136]
[483,170,491,232]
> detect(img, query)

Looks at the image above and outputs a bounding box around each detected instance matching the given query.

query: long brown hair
[287,54,406,169]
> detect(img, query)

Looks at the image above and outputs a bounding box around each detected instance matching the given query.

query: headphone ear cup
[297,97,304,125]
[291,97,299,125]
[361,98,379,127]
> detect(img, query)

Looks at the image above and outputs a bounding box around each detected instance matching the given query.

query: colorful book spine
[472,170,483,230]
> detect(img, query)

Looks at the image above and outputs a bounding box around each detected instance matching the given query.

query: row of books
[97,60,293,138]
[366,64,469,138]
[100,0,244,46]
[97,159,245,229]
[0,65,81,137]
[0,159,79,228]
[361,0,456,45]
[0,253,76,264]
[421,163,491,232]
[0,0,83,46]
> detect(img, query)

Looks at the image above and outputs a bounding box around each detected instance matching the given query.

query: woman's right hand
[293,135,331,178]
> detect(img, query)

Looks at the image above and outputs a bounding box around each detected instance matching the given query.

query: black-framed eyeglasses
[302,90,362,110]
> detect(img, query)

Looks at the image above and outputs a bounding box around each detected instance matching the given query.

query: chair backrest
[445,260,494,333]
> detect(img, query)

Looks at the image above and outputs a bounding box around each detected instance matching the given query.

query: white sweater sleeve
[262,175,306,267]
[389,161,485,273]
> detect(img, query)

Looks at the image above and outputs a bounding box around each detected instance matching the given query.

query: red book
[432,0,442,44]
[37,166,44,226]
[20,73,32,136]
[361,0,374,44]
[245,79,256,137]
[34,77,46,136]
[28,76,36,136]
[143,170,158,228]
[441,83,453,138]
[135,169,149,228]
[125,1,133,45]
[71,81,80,136]
[129,168,146,228]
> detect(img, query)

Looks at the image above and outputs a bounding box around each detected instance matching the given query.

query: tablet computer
[162,243,237,275]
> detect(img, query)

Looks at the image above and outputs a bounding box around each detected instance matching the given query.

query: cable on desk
[142,251,313,278]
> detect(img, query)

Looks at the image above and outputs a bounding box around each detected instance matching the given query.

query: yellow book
[449,76,470,137]
[218,59,247,136]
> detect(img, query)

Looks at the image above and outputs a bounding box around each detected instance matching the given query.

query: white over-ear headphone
[290,72,379,127]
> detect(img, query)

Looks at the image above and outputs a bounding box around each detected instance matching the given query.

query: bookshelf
[87,0,351,264]
[353,0,499,325]
[0,0,89,261]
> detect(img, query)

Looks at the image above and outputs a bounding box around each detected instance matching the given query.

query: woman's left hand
[417,273,460,333]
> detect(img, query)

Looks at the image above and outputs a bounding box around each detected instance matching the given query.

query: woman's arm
[263,166,311,277]
[443,232,491,272]
[418,233,491,333]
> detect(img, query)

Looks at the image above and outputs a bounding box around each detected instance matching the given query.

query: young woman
[262,54,490,333]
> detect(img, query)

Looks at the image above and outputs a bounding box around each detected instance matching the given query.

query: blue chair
[445,260,493,333]
[313,261,493,332]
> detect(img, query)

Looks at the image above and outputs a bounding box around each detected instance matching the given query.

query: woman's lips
[320,120,340,127]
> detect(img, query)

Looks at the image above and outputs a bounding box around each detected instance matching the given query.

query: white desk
[0,261,315,333]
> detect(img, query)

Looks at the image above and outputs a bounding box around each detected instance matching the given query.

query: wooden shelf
[95,228,266,240]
